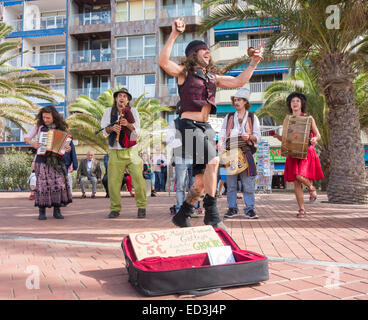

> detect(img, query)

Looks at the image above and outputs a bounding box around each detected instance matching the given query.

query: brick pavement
[0,191,368,300]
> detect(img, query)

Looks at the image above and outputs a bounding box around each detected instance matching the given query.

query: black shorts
[178,118,217,176]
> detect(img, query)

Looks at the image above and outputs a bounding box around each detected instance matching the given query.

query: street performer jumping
[101,88,147,219]
[159,18,263,230]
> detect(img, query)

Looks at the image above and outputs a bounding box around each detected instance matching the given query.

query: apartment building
[67,0,206,120]
[0,0,67,146]
[0,0,207,148]
[0,1,289,148]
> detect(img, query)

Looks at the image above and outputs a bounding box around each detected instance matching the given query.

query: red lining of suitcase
[124,228,266,272]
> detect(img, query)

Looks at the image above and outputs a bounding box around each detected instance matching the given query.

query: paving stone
[1,192,367,300]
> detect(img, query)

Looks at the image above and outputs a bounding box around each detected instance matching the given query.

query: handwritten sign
[129,226,224,261]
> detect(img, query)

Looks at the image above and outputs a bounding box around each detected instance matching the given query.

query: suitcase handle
[181,288,221,297]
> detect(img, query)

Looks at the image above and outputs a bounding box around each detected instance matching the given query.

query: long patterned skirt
[34,162,72,208]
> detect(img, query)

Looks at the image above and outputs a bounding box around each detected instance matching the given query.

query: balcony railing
[72,49,111,63]
[8,56,22,67]
[217,81,274,93]
[72,11,111,26]
[248,38,270,48]
[216,40,239,48]
[32,52,66,66]
[71,87,110,100]
[8,19,23,32]
[161,4,203,18]
[249,81,273,92]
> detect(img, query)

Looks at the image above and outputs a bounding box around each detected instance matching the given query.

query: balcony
[71,11,111,26]
[72,49,111,64]
[212,38,292,62]
[32,52,66,67]
[211,40,244,62]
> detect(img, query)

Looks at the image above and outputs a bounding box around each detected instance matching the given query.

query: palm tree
[200,0,368,204]
[66,89,171,154]
[0,23,62,135]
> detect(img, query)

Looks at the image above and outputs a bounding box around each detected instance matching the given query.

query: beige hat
[231,83,251,101]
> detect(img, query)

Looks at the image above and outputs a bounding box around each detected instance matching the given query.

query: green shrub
[0,147,34,190]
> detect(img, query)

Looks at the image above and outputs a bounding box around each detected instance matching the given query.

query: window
[128,37,143,59]
[116,35,155,60]
[144,36,155,58]
[0,120,21,142]
[116,0,155,22]
[115,74,156,98]
[40,11,67,29]
[166,75,178,96]
[116,0,128,22]
[144,0,155,19]
[116,38,127,59]
[36,45,65,66]
[163,32,199,56]
[115,75,127,87]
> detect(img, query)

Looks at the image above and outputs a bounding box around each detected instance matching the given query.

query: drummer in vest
[218,84,262,219]
[159,18,263,230]
[101,88,147,219]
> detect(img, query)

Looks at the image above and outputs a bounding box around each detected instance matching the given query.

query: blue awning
[214,25,280,35]
[227,68,289,76]
[216,103,262,114]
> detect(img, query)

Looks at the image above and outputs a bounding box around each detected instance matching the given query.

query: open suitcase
[121,228,269,297]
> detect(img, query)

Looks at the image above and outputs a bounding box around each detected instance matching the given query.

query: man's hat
[113,88,132,101]
[185,40,209,57]
[231,83,251,102]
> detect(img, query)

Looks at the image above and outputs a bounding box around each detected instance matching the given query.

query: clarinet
[116,113,124,142]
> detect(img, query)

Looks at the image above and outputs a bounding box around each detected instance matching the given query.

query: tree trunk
[318,53,368,204]
[318,146,330,192]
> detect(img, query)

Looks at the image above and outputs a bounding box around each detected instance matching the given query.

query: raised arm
[216,42,264,88]
[158,18,185,78]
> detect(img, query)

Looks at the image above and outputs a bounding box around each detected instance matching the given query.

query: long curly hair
[36,105,68,131]
[179,52,221,76]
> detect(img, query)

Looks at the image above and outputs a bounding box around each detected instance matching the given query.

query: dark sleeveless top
[178,68,217,114]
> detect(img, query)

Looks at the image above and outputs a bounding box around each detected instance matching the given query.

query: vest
[226,112,257,154]
[108,107,136,148]
[225,112,257,176]
[178,68,217,114]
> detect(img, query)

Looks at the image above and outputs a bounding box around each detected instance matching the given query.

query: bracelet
[249,61,258,68]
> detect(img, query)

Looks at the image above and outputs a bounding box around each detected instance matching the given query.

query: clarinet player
[100,88,147,219]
